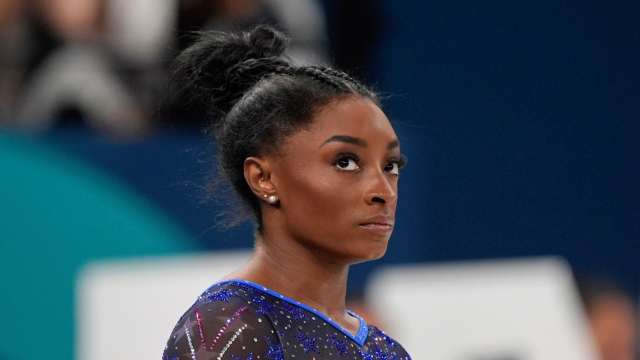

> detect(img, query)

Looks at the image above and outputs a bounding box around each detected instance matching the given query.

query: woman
[163,25,411,359]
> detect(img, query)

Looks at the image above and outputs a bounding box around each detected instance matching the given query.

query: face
[268,96,405,263]
[40,0,102,39]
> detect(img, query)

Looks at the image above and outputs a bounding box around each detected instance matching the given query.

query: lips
[359,215,394,233]
[360,215,394,226]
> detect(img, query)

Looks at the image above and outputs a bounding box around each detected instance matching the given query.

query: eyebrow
[320,134,400,150]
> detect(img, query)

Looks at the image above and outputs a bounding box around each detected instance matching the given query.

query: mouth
[359,216,394,234]
[358,223,394,234]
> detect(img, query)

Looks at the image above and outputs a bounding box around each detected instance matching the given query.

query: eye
[335,154,360,171]
[384,162,400,175]
[385,155,407,176]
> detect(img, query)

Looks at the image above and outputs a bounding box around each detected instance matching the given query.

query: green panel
[0,133,196,360]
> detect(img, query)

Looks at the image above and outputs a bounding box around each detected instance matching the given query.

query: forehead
[290,97,397,148]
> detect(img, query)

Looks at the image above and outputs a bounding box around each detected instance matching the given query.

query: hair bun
[246,25,288,58]
[169,25,290,126]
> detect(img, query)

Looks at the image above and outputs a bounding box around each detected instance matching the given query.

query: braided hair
[172,25,379,228]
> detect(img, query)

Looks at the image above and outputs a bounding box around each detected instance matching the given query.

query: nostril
[372,196,386,204]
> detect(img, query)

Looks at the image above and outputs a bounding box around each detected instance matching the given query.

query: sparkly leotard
[163,279,411,359]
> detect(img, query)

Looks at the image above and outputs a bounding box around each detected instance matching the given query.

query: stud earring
[263,194,278,204]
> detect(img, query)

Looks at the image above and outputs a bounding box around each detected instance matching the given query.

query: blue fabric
[163,280,411,359]
[225,279,369,345]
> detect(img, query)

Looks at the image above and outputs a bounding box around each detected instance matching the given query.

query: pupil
[338,159,349,167]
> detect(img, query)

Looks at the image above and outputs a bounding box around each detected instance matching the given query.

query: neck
[229,227,350,318]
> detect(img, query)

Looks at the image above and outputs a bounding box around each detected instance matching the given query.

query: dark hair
[574,275,634,314]
[172,25,379,228]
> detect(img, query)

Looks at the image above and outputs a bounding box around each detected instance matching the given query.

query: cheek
[279,168,393,261]
[281,169,359,234]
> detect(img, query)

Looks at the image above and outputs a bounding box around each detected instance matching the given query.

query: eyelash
[334,153,407,174]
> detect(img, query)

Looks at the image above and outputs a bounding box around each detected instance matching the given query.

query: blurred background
[0,0,638,359]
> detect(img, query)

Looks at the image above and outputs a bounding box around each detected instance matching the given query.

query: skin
[0,0,22,29]
[226,96,403,335]
[588,294,637,360]
[38,0,104,40]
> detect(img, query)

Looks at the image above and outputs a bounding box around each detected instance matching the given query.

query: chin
[348,240,389,264]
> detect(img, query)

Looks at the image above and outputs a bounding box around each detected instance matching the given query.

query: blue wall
[371,1,640,294]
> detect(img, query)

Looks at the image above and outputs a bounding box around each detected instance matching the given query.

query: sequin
[295,331,319,353]
[183,324,197,360]
[217,323,248,360]
[266,338,285,360]
[283,302,306,321]
[359,349,375,360]
[163,280,412,359]
[208,306,248,350]
[201,288,235,304]
[251,294,275,315]
[194,309,206,344]
[329,333,349,356]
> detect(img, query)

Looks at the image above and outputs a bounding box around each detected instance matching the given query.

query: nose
[365,168,397,205]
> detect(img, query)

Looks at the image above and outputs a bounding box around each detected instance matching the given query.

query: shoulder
[163,281,283,360]
[365,325,412,359]
[172,281,260,329]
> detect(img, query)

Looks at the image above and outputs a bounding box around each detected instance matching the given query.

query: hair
[172,25,379,229]
[575,275,635,314]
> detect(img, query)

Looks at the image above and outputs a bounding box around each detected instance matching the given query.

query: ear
[243,156,277,199]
